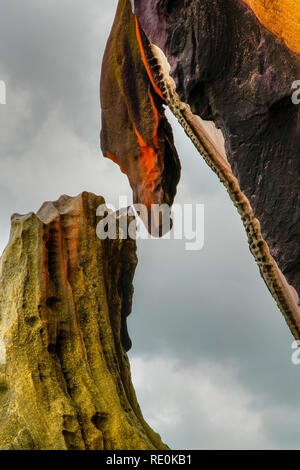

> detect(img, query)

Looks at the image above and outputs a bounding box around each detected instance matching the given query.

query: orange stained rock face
[135,15,166,101]
[134,127,159,196]
[241,0,300,54]
[106,151,126,174]
[134,89,161,206]
[100,0,180,234]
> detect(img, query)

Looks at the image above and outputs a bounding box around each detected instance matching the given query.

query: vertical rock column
[0,192,167,450]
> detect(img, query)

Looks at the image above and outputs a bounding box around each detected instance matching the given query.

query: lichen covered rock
[0,192,167,450]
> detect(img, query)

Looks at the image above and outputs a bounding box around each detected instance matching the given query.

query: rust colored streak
[106,151,126,174]
[134,127,159,199]
[133,91,161,199]
[135,15,166,101]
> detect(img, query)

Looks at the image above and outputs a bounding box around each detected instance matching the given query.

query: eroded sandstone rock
[100,0,181,235]
[101,0,300,339]
[0,192,167,450]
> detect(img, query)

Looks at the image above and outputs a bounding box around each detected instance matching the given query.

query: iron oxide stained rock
[100,0,181,236]
[0,192,167,450]
[101,0,300,339]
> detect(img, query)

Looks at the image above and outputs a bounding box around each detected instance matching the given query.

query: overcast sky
[0,0,299,450]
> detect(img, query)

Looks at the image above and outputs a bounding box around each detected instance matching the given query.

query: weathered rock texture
[0,192,167,450]
[101,0,300,339]
[241,0,300,54]
[101,0,181,235]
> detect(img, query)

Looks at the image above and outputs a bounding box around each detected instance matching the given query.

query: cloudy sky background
[0,0,299,449]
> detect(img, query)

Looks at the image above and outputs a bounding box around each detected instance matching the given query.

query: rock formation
[101,0,300,339]
[0,192,167,450]
[101,0,181,235]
